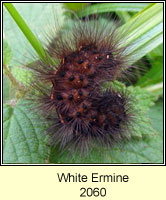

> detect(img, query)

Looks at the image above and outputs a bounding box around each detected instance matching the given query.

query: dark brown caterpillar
[28,16,134,152]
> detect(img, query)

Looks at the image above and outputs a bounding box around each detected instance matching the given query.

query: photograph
[2,2,164,164]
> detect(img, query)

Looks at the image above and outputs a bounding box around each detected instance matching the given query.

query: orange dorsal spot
[62,58,65,64]
[82,61,89,70]
[78,46,83,51]
[53,70,58,75]
[59,113,65,124]
[51,93,54,100]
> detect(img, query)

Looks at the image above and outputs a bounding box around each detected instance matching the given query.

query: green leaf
[136,45,163,87]
[137,59,163,87]
[3,3,65,67]
[4,3,65,86]
[116,11,131,23]
[119,3,163,64]
[3,102,49,163]
[50,101,163,164]
[77,3,163,64]
[3,75,16,102]
[78,3,149,15]
[11,65,33,86]
[144,83,163,100]
[63,3,87,11]
[4,3,46,63]
[135,44,163,99]
[3,39,12,66]
[127,86,156,137]
[148,43,163,58]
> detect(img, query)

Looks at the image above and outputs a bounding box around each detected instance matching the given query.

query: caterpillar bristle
[27,14,136,154]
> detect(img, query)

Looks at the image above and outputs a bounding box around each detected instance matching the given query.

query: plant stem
[4,3,46,63]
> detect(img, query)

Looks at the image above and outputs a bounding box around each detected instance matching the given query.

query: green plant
[3,3,163,164]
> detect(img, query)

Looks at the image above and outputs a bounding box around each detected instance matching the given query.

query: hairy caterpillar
[26,9,138,154]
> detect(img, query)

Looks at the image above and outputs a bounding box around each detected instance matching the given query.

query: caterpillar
[26,11,136,154]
